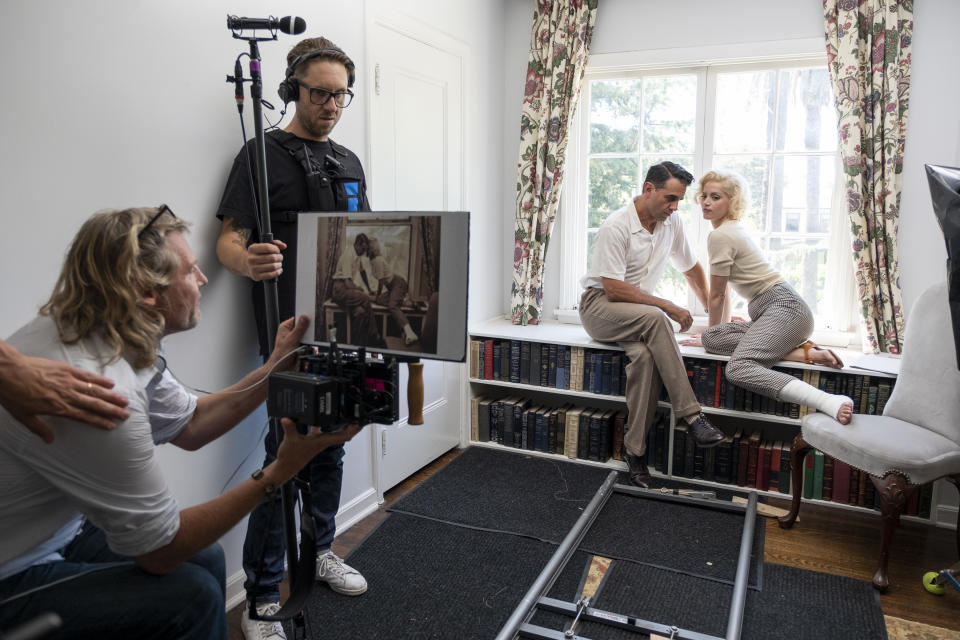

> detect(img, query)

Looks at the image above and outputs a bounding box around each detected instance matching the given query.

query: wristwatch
[251,468,277,499]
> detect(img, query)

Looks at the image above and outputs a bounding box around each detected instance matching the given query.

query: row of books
[468,339,626,395]
[470,394,626,462]
[470,339,897,419]
[681,358,895,418]
[646,418,932,516]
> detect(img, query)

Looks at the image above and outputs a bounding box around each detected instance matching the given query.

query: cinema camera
[267,341,399,431]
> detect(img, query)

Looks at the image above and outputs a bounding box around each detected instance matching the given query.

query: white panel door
[369,19,464,493]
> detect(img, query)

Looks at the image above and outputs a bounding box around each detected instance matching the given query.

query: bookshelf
[467,317,941,524]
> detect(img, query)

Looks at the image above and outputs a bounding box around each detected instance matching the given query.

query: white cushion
[801,413,960,485]
[883,281,960,445]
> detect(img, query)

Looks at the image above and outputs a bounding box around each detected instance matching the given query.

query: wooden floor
[229,448,959,638]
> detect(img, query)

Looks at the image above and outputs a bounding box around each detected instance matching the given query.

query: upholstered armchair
[778,281,960,591]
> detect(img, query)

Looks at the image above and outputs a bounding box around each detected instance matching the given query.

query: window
[559,56,854,333]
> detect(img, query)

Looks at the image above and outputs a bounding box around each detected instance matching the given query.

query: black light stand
[227,21,314,628]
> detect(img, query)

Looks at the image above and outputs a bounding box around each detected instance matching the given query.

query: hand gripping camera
[267,345,399,431]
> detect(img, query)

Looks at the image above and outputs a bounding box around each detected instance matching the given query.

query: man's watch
[251,468,277,500]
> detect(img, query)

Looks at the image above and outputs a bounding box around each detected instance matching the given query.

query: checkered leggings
[701,282,813,399]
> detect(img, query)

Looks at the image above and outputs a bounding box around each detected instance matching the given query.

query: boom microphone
[226,15,306,35]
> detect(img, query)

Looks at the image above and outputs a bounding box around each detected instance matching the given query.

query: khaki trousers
[579,287,700,457]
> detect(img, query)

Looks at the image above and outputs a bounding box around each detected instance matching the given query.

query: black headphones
[277,48,356,104]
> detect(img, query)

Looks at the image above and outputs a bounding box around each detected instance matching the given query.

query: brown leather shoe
[623,452,651,488]
[685,413,725,448]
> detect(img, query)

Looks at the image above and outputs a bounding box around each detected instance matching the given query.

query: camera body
[268,348,399,431]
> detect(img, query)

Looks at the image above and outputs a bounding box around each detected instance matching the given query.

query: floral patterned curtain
[824,0,913,353]
[510,0,598,325]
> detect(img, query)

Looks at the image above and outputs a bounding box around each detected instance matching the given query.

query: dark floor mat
[389,446,615,542]
[580,492,764,587]
[531,555,886,639]
[291,514,556,640]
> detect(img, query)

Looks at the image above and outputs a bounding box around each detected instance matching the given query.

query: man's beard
[296,109,336,140]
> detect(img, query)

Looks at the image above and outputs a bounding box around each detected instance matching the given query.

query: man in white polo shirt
[579,161,724,488]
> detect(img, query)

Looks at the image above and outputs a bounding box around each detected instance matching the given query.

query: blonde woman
[366,237,418,345]
[681,171,854,424]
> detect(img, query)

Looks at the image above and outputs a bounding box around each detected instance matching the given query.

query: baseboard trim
[223,487,382,612]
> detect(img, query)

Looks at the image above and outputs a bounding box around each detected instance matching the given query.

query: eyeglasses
[300,82,354,108]
[138,204,177,239]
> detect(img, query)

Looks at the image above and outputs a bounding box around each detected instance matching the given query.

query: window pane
[715,71,775,153]
[589,79,642,153]
[588,157,638,227]
[585,229,598,280]
[770,155,835,234]
[653,264,689,307]
[776,68,837,152]
[642,75,697,154]
[709,154,770,234]
[767,237,828,315]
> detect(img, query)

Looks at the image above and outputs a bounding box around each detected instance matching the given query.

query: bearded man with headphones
[215,37,372,640]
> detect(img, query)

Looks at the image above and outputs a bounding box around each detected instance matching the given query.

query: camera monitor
[294,211,469,361]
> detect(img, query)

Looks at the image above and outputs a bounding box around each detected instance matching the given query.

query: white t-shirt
[0,316,197,580]
[580,200,698,293]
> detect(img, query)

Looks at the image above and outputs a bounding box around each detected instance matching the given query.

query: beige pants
[579,287,700,457]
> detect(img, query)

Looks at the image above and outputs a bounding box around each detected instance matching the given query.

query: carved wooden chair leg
[870,472,914,592]
[948,474,960,558]
[778,434,812,529]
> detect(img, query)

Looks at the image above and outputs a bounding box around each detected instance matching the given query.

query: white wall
[0,0,506,604]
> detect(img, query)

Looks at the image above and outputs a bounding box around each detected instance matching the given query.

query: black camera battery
[268,371,343,431]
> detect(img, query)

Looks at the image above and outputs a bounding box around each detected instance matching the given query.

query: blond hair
[40,207,190,369]
[696,170,749,221]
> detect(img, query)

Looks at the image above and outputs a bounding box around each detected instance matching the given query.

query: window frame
[556,44,857,340]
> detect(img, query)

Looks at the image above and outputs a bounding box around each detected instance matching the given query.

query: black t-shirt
[216,131,370,355]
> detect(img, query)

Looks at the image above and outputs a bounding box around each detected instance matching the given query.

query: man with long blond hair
[0,206,360,639]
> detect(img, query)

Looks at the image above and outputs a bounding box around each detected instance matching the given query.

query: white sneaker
[316,550,368,595]
[240,602,286,640]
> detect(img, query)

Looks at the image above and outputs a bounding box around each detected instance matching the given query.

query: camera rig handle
[406,361,424,425]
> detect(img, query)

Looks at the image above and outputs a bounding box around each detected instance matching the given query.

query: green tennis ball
[923,571,946,595]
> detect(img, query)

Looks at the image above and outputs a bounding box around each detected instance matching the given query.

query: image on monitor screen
[295,211,469,362]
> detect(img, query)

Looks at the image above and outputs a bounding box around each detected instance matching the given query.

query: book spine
[520,341,530,385]
[611,411,625,461]
[779,444,792,495]
[470,340,481,379]
[577,410,591,460]
[530,343,541,387]
[672,426,687,476]
[812,451,825,500]
[483,339,494,380]
[547,344,558,388]
[540,345,550,387]
[478,399,491,442]
[499,340,511,381]
[821,455,834,502]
